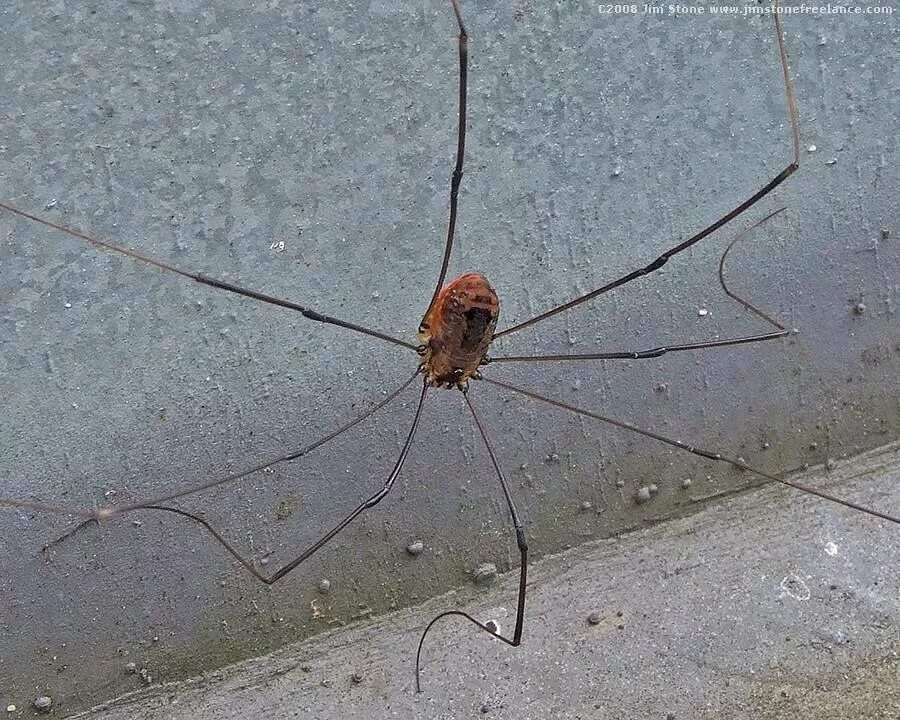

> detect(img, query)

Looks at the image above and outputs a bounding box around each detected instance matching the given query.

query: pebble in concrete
[406,540,424,556]
[474,563,498,585]
[33,697,52,713]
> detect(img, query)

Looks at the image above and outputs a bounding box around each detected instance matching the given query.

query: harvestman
[1,0,897,693]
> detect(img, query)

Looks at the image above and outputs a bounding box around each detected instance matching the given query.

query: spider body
[418,272,499,389]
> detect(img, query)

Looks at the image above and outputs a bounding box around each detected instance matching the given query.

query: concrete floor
[58,443,899,720]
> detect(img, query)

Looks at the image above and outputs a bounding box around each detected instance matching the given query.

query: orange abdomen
[418,272,499,388]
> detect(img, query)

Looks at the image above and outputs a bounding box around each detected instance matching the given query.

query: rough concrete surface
[74,445,900,719]
[1,0,898,716]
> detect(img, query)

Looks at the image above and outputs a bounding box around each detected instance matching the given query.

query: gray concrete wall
[65,445,900,720]
[1,0,897,715]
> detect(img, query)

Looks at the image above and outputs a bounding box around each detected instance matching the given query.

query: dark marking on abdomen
[462,307,493,352]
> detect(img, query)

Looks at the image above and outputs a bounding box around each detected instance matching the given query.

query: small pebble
[825,158,837,165]
[580,500,593,511]
[351,671,364,684]
[319,579,331,593]
[853,302,866,315]
[648,483,659,496]
[615,479,626,489]
[587,612,601,625]
[480,702,492,714]
[881,228,890,239]
[33,697,52,713]
[406,540,424,556]
[474,563,498,585]
[125,661,137,674]
[681,478,692,489]
[546,452,560,463]
[636,486,652,504]
[825,458,837,471]
[484,619,500,634]
[761,442,770,450]
[6,706,16,714]
[807,144,817,152]
[697,308,708,317]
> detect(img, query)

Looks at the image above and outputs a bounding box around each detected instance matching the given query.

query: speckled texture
[67,445,900,719]
[1,1,897,715]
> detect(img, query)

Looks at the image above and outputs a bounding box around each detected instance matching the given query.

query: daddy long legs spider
[1,0,898,714]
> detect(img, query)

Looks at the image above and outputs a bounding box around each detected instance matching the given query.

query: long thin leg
[42,381,430,586]
[487,331,786,364]
[1,371,420,527]
[493,0,800,340]
[421,0,468,324]
[0,203,415,350]
[415,388,528,692]
[480,376,900,526]
[488,208,789,364]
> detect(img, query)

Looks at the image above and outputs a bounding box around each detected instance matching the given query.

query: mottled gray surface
[72,446,900,719]
[0,0,897,716]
